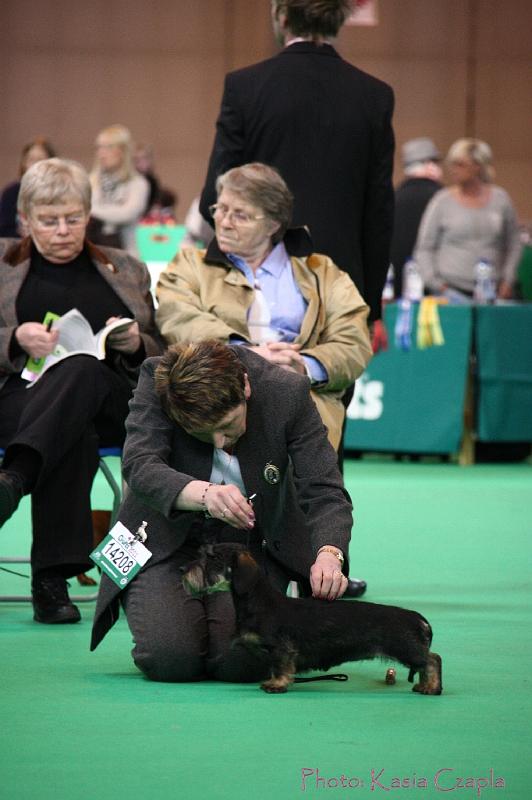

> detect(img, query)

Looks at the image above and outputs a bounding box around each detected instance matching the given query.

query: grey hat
[402,137,441,167]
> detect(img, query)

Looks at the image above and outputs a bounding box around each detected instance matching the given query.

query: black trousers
[0,356,131,577]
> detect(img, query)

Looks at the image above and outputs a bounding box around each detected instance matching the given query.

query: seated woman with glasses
[0,157,164,625]
[155,162,372,597]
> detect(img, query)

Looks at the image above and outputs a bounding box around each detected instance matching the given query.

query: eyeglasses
[208,203,265,226]
[32,213,87,231]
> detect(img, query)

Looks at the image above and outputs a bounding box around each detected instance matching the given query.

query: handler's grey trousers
[121,547,289,683]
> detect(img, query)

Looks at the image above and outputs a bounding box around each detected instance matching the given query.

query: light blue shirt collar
[227,242,287,284]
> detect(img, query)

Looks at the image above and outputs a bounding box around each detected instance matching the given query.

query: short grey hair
[18,158,92,216]
[216,163,293,243]
[446,138,495,183]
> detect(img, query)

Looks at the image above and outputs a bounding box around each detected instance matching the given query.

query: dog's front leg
[261,642,298,694]
[412,652,443,695]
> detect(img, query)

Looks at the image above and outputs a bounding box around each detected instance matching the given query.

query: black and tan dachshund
[182,543,443,695]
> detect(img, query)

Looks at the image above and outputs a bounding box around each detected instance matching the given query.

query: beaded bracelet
[201,482,214,518]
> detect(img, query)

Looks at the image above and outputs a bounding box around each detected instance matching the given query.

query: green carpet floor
[1,457,531,800]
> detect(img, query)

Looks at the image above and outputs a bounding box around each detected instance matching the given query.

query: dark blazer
[91,347,353,650]
[199,42,395,321]
[0,237,164,392]
[390,177,442,297]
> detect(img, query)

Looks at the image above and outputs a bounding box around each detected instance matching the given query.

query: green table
[517,244,532,300]
[475,304,532,441]
[344,304,472,454]
[136,223,186,263]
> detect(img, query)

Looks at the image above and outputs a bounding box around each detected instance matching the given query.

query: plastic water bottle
[402,258,424,302]
[473,259,496,304]
[382,264,395,302]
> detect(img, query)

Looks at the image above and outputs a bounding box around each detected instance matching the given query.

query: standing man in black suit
[390,137,442,298]
[199,0,395,597]
[200,0,395,326]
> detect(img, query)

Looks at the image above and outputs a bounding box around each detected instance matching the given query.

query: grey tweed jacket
[90,347,353,650]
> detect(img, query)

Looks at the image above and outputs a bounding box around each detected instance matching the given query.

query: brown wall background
[1,0,531,224]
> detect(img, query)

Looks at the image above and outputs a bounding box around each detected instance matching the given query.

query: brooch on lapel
[263,462,280,485]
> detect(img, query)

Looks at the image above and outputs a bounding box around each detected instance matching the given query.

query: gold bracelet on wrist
[316,545,344,566]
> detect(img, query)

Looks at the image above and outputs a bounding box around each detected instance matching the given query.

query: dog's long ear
[231,552,261,596]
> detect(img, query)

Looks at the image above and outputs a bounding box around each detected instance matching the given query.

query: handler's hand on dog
[310,552,348,601]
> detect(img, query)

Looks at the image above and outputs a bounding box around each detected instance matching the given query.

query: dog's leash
[294,673,348,683]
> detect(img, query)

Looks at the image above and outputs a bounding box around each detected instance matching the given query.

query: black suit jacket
[200,42,395,321]
[390,177,442,297]
[90,347,352,650]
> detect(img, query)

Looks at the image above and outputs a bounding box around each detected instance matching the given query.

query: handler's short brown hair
[154,341,247,430]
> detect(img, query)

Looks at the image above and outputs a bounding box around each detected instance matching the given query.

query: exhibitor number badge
[90,521,152,589]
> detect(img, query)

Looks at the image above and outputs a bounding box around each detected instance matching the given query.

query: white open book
[21,308,134,385]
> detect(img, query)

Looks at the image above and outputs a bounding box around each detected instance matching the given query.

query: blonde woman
[414,138,521,300]
[89,124,149,256]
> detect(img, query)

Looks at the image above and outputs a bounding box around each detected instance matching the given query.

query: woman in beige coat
[156,163,372,454]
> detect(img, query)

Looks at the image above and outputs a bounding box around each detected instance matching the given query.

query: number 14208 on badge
[90,521,151,589]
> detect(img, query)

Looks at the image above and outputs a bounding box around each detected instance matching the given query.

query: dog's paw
[412,682,442,695]
[411,653,442,695]
[261,682,288,693]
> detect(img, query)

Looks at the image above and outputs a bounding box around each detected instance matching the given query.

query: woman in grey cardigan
[414,138,521,300]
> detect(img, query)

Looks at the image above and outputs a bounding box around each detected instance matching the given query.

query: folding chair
[0,447,122,602]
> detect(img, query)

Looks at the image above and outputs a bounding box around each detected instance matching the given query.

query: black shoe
[32,572,81,624]
[344,577,367,598]
[0,470,24,528]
